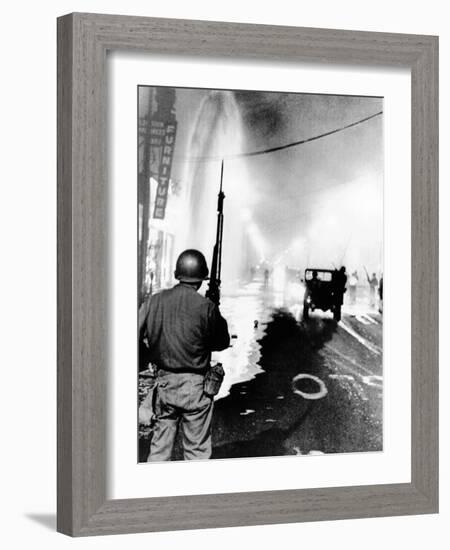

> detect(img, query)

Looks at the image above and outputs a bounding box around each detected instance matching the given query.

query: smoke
[237,93,384,275]
[235,91,288,139]
[167,87,383,281]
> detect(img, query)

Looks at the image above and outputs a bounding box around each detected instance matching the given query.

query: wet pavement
[139,280,383,461]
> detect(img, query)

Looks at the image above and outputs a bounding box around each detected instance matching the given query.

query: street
[139,278,383,461]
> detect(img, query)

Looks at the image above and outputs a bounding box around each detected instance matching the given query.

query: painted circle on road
[292,373,328,400]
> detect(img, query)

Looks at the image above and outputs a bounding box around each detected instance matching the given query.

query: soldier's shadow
[211,309,336,460]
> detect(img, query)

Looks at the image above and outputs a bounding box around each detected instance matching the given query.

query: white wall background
[0,1,447,548]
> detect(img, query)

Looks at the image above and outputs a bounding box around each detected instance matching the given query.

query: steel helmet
[174,249,209,283]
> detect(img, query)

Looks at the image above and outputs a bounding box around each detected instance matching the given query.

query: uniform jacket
[141,283,230,373]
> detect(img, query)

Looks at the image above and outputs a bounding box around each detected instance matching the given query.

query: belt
[156,365,209,376]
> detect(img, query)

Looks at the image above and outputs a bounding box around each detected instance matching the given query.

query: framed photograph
[57,13,438,536]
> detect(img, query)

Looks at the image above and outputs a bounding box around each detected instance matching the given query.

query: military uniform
[142,281,230,461]
[332,268,347,306]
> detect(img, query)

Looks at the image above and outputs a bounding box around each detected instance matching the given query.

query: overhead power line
[173,110,383,163]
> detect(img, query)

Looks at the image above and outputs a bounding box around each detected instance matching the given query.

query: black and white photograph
[138,85,383,462]
[1,0,444,544]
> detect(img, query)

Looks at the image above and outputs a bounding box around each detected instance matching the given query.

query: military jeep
[303,268,342,322]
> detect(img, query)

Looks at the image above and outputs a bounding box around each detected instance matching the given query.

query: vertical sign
[148,87,177,220]
[152,121,177,219]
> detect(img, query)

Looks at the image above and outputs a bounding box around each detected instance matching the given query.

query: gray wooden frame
[57,12,438,537]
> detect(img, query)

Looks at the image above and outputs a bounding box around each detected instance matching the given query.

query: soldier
[140,249,230,461]
[310,270,320,290]
[333,266,347,306]
[378,275,383,313]
[366,271,379,308]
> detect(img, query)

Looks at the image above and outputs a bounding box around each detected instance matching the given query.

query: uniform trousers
[148,369,213,461]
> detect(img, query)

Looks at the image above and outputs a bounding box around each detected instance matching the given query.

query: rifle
[205,160,225,306]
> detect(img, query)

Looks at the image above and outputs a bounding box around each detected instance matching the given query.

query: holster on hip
[203,363,225,397]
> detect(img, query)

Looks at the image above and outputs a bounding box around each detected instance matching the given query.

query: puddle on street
[213,281,296,399]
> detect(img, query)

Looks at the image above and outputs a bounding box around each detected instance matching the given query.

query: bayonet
[206,160,225,305]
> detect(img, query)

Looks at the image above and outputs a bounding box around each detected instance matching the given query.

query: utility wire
[172,110,383,163]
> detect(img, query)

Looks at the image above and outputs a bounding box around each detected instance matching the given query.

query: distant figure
[309,270,321,292]
[378,275,383,313]
[366,272,379,308]
[263,268,270,288]
[348,270,359,305]
[305,270,321,306]
[250,266,256,281]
